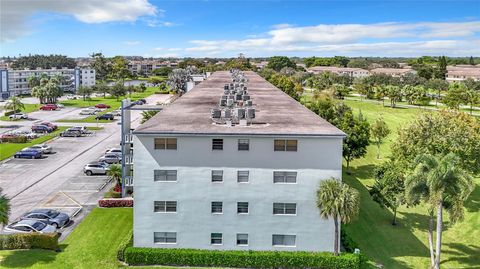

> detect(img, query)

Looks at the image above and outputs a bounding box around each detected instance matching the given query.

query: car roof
[14,219,38,226]
[29,208,56,214]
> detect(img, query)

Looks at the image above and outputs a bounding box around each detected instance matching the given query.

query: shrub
[117,231,133,261]
[341,228,359,253]
[4,110,19,117]
[124,247,362,269]
[0,233,59,250]
[0,136,28,143]
[98,198,133,208]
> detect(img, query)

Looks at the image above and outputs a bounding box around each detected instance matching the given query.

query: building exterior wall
[133,135,343,251]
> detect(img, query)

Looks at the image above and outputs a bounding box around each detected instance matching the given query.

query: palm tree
[107,164,122,187]
[4,96,25,113]
[406,153,474,269]
[0,188,11,229]
[167,69,191,96]
[316,178,360,255]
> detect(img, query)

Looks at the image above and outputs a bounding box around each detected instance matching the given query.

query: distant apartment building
[0,67,95,100]
[127,60,179,76]
[446,65,480,82]
[131,71,345,251]
[369,68,416,77]
[307,66,370,78]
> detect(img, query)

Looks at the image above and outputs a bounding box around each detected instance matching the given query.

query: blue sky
[1,0,479,57]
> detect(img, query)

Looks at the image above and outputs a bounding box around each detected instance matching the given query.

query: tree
[373,86,387,106]
[330,84,350,99]
[0,188,10,228]
[469,56,475,65]
[107,164,122,187]
[111,56,130,82]
[316,178,360,255]
[167,69,191,96]
[141,110,159,123]
[31,76,62,104]
[89,52,111,82]
[268,74,299,101]
[370,160,405,225]
[152,67,173,77]
[77,85,93,101]
[425,79,449,107]
[10,54,75,69]
[266,56,296,71]
[392,111,480,174]
[4,96,25,113]
[464,88,480,115]
[110,83,126,100]
[406,153,474,269]
[385,85,402,108]
[126,85,136,97]
[371,117,390,159]
[443,83,467,110]
[94,82,110,98]
[436,56,447,80]
[178,59,205,69]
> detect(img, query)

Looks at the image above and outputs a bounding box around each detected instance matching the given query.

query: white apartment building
[0,67,95,99]
[132,71,345,251]
[369,68,416,77]
[307,66,370,78]
[446,65,480,82]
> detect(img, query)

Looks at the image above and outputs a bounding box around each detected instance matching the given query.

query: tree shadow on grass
[0,244,67,268]
[441,243,480,267]
[464,183,480,213]
[397,211,451,233]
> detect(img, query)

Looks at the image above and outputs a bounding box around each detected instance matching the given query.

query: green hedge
[3,110,19,117]
[0,233,60,250]
[117,231,133,261]
[341,228,359,253]
[124,247,362,269]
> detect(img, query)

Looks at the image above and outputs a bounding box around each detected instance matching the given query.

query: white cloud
[146,19,175,27]
[1,0,158,42]
[179,21,480,57]
[123,41,141,45]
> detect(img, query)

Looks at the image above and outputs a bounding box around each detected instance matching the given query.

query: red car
[40,121,58,130]
[95,104,110,109]
[40,104,58,111]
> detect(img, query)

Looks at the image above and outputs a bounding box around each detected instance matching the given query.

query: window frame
[273,171,297,184]
[154,170,177,182]
[154,138,177,150]
[237,171,249,183]
[236,233,249,246]
[212,139,224,150]
[154,232,177,244]
[273,139,298,151]
[154,201,177,213]
[211,170,224,183]
[272,234,296,247]
[237,139,250,151]
[211,233,223,245]
[211,201,223,214]
[237,202,249,214]
[273,203,297,215]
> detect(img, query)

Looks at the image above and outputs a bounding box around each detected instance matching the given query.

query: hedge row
[0,233,59,250]
[117,231,133,261]
[98,198,133,207]
[0,136,28,143]
[124,247,363,269]
[4,110,19,117]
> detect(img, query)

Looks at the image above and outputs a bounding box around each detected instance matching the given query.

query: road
[0,94,172,238]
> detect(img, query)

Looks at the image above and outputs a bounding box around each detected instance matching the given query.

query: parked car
[26,144,53,154]
[14,149,43,159]
[95,103,111,109]
[3,220,56,234]
[9,113,28,120]
[67,126,91,134]
[40,121,58,130]
[105,148,122,156]
[88,107,102,112]
[31,125,53,133]
[8,131,38,139]
[95,113,114,120]
[79,109,97,115]
[99,154,121,164]
[20,209,70,228]
[84,162,110,176]
[39,104,58,111]
[111,110,121,116]
[56,104,65,109]
[133,100,145,105]
[59,130,82,137]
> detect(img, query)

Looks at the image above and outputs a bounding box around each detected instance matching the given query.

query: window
[272,234,296,247]
[154,138,177,150]
[274,139,297,151]
[212,139,223,150]
[237,171,249,183]
[238,139,249,151]
[237,234,248,246]
[154,232,177,244]
[237,202,249,214]
[154,170,177,182]
[211,170,223,182]
[211,202,223,214]
[273,203,297,215]
[154,201,177,213]
[273,171,297,183]
[211,233,223,245]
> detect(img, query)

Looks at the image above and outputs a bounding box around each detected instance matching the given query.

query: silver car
[26,144,53,154]
[99,154,121,164]
[105,148,122,157]
[84,162,110,175]
[20,209,70,228]
[3,219,56,234]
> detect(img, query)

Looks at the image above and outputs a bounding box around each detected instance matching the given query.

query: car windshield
[46,210,59,218]
[32,221,46,230]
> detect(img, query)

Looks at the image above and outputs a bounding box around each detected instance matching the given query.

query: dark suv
[95,113,114,120]
[32,125,53,133]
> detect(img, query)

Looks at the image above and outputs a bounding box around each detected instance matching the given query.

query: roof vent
[211,108,221,118]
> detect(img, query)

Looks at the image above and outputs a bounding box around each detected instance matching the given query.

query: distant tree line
[10,54,76,69]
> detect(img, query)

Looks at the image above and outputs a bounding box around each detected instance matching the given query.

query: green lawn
[0,104,41,121]
[0,126,103,161]
[0,208,220,269]
[342,99,480,269]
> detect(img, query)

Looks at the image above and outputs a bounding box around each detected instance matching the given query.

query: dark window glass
[238,139,249,151]
[212,139,223,150]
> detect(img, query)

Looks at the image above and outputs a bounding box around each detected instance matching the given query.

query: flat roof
[134,71,345,137]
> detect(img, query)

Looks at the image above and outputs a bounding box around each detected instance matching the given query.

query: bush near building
[0,233,59,250]
[98,198,133,208]
[124,247,364,269]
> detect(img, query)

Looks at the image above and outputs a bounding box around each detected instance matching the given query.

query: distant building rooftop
[134,71,345,137]
[370,68,415,74]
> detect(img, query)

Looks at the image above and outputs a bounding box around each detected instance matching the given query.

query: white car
[3,219,56,234]
[9,113,28,120]
[105,148,122,156]
[111,110,121,116]
[56,104,65,109]
[79,109,97,115]
[84,162,110,175]
[26,144,53,154]
[99,154,121,164]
